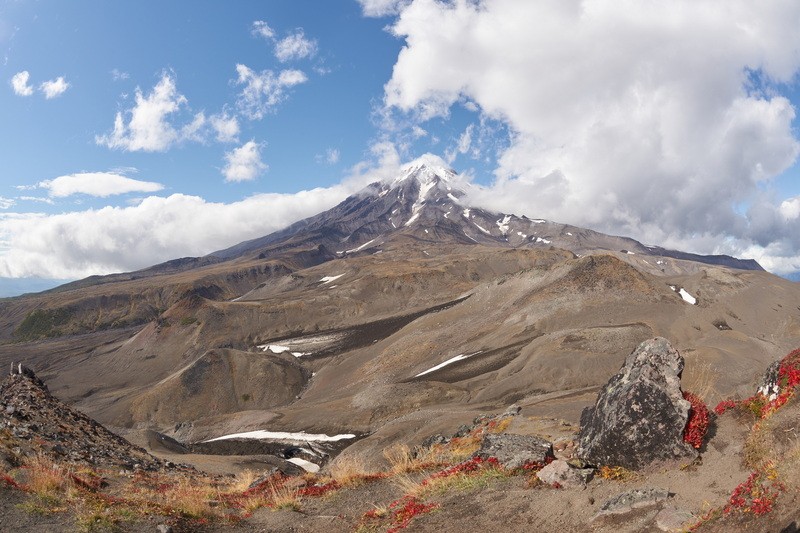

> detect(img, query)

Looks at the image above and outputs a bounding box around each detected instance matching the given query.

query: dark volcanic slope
[0,366,161,470]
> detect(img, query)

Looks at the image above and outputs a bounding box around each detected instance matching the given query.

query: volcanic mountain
[0,162,796,473]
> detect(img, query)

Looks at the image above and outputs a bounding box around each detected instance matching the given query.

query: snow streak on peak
[394,161,456,186]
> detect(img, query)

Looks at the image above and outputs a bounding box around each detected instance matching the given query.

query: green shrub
[14,308,72,341]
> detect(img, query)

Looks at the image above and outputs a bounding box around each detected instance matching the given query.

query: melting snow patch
[463,208,471,218]
[626,251,635,255]
[262,345,290,354]
[424,229,429,234]
[496,215,511,235]
[678,288,697,305]
[444,211,450,219]
[204,431,357,443]
[532,219,546,224]
[535,237,551,244]
[447,193,460,204]
[566,232,573,236]
[516,231,527,238]
[656,260,665,265]
[474,222,491,235]
[405,213,420,226]
[291,352,309,358]
[320,274,344,284]
[345,238,378,254]
[415,352,481,377]
[288,458,320,473]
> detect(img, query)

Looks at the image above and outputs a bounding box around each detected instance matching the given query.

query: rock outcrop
[474,433,553,470]
[0,363,165,470]
[577,337,696,469]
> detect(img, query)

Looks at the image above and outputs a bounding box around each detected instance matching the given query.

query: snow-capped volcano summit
[211,163,762,273]
[393,160,457,185]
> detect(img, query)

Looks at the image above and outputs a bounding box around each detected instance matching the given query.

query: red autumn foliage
[682,391,710,449]
[713,399,737,415]
[1,473,20,489]
[422,456,500,486]
[386,496,439,532]
[297,480,340,497]
[725,470,785,516]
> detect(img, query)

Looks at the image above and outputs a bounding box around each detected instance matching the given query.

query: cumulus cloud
[378,0,800,273]
[222,140,267,182]
[39,76,69,98]
[0,187,360,279]
[34,172,164,198]
[210,112,240,143]
[110,68,129,81]
[316,148,340,165]
[357,0,410,17]
[10,70,33,96]
[0,197,14,209]
[252,20,275,40]
[234,64,308,120]
[96,72,198,152]
[0,141,421,279]
[274,30,318,62]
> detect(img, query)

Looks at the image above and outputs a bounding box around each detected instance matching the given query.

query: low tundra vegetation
[2,414,549,532]
[691,346,800,530]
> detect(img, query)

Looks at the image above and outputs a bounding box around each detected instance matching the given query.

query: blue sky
[3,0,800,292]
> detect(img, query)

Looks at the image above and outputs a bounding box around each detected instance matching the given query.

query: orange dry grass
[326,454,376,487]
[24,454,70,497]
[267,478,301,511]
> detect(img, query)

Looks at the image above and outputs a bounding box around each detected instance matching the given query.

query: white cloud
[210,112,240,143]
[445,124,474,164]
[10,70,33,96]
[357,0,410,17]
[234,64,308,120]
[326,148,340,164]
[378,0,800,274]
[35,172,164,198]
[110,68,129,81]
[274,30,318,62]
[0,197,14,209]
[96,72,192,152]
[180,112,207,143]
[18,196,54,205]
[316,148,340,165]
[222,140,267,182]
[252,20,275,40]
[39,76,69,98]
[0,187,360,279]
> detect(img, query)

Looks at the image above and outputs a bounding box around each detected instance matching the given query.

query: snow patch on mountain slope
[415,351,482,377]
[203,430,357,443]
[496,215,511,235]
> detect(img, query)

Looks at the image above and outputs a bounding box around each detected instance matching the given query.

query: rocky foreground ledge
[1,362,165,472]
[1,341,800,532]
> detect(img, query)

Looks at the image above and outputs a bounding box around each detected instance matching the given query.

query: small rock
[503,404,522,417]
[655,507,696,532]
[474,433,553,470]
[453,424,472,438]
[593,487,670,520]
[5,405,15,415]
[156,525,173,533]
[421,434,448,449]
[536,459,586,488]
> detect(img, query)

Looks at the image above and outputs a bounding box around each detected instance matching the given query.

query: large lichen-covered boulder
[577,337,696,469]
